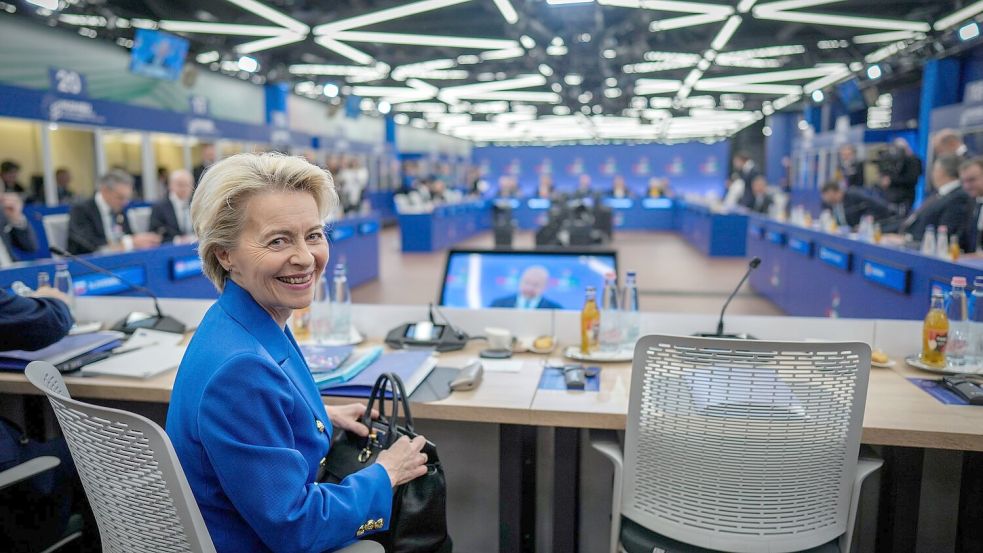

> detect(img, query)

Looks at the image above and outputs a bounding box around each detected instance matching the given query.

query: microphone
[695,257,761,339]
[48,246,186,335]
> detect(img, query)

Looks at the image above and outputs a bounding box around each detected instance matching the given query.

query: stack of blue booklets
[305,346,437,398]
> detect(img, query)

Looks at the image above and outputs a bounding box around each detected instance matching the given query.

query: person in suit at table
[167,153,428,553]
[573,173,593,199]
[192,143,216,186]
[66,170,161,255]
[149,169,195,243]
[896,155,971,241]
[0,160,28,196]
[0,286,73,351]
[742,175,774,214]
[820,180,895,228]
[0,191,39,266]
[837,144,865,188]
[958,157,983,254]
[609,175,632,199]
[490,265,563,309]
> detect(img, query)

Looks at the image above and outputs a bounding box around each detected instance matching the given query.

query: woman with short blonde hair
[168,153,428,553]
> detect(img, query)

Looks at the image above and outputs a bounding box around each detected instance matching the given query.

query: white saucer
[563,346,633,363]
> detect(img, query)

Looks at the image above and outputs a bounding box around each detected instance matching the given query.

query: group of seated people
[0,163,198,266]
[821,152,983,254]
[725,152,779,214]
[495,173,672,201]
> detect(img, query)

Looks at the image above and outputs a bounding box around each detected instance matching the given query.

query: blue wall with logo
[473,142,730,197]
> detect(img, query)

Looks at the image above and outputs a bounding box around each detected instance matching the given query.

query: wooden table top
[2,336,982,451]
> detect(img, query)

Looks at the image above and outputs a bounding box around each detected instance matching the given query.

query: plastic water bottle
[971,276,983,364]
[936,225,950,260]
[947,276,969,365]
[621,272,640,349]
[599,273,621,352]
[329,263,352,343]
[53,263,75,312]
[310,271,331,344]
[921,225,936,257]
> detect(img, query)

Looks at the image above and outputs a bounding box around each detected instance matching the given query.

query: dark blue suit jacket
[0,289,73,351]
[166,280,392,553]
[0,208,38,261]
[489,294,563,309]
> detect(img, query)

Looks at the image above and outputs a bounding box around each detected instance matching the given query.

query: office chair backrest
[24,361,216,553]
[623,335,870,553]
[42,213,70,252]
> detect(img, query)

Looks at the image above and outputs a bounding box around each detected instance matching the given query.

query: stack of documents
[81,329,187,378]
[319,349,437,398]
[0,331,124,373]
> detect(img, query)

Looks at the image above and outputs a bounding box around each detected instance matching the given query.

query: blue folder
[320,349,435,398]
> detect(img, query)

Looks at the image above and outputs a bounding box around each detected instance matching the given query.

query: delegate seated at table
[820,180,895,228]
[896,155,970,241]
[166,153,428,553]
[149,169,195,244]
[67,170,162,255]
[0,191,38,266]
[490,265,562,309]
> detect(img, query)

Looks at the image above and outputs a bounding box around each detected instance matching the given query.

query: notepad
[81,329,186,379]
[311,347,382,389]
[0,331,124,371]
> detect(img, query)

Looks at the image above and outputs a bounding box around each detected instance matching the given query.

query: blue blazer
[167,280,392,553]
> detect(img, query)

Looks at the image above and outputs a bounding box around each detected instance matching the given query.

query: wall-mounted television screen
[129,29,189,81]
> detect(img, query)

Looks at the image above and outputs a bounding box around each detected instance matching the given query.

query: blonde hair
[191,152,338,290]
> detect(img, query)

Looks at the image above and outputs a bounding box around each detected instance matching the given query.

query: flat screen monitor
[129,29,189,81]
[439,249,618,310]
[836,78,867,113]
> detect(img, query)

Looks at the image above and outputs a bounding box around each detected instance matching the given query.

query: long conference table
[1,298,980,552]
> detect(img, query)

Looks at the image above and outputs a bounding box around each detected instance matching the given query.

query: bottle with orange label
[581,286,600,354]
[922,290,949,368]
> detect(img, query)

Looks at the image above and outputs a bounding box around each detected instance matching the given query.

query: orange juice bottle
[291,306,312,342]
[950,236,961,261]
[873,223,882,244]
[921,291,949,368]
[581,286,600,354]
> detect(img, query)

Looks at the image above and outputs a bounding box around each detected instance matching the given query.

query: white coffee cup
[485,327,513,351]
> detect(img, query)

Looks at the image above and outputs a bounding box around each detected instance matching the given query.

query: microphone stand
[694,257,761,339]
[49,246,186,334]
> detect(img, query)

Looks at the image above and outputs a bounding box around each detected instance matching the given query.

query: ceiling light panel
[711,16,743,51]
[236,33,305,54]
[226,0,309,34]
[753,2,930,32]
[314,36,375,64]
[158,21,286,35]
[935,0,983,31]
[314,0,471,34]
[852,30,918,44]
[492,0,520,23]
[331,31,518,50]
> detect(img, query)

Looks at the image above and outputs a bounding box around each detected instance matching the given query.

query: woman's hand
[377,436,429,488]
[325,403,378,437]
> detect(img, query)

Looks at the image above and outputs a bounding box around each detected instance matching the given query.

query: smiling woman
[167,153,430,553]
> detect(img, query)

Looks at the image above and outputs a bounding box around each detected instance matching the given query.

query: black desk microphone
[694,257,761,339]
[48,246,186,335]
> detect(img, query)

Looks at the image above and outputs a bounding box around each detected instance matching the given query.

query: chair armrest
[0,456,61,491]
[589,429,624,553]
[336,541,385,553]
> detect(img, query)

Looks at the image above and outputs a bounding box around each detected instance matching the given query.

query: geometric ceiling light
[754,0,930,32]
[852,30,921,44]
[160,0,310,54]
[935,0,983,31]
[596,0,735,32]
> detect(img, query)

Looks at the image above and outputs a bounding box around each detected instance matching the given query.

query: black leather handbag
[319,373,452,553]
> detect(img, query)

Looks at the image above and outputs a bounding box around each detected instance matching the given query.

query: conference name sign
[862,259,910,294]
[818,245,852,272]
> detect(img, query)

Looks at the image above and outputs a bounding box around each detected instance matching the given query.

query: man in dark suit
[0,286,73,351]
[959,158,983,253]
[731,151,761,208]
[742,175,774,214]
[67,170,161,255]
[0,192,38,265]
[820,180,895,228]
[490,265,563,309]
[1,160,28,196]
[837,144,865,188]
[899,155,971,241]
[149,169,194,243]
[192,143,216,185]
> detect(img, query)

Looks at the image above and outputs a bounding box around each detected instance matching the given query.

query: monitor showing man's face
[518,266,549,299]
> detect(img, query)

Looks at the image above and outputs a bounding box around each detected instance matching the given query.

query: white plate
[870,359,896,369]
[905,355,983,375]
[563,346,633,363]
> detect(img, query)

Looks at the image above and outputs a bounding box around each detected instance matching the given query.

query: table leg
[877,446,923,553]
[958,451,983,553]
[553,427,581,553]
[500,424,536,553]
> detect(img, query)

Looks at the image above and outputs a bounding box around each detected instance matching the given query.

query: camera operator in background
[877,138,922,214]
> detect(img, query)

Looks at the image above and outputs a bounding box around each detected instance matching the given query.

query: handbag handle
[362,374,402,448]
[387,373,415,432]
